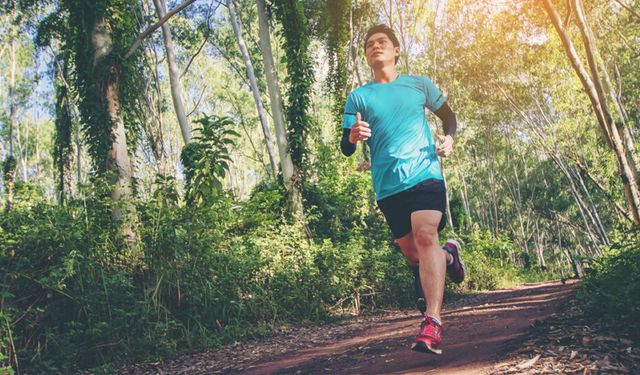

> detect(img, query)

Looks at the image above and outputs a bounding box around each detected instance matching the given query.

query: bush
[578,241,640,339]
[0,180,412,373]
[446,229,556,293]
[0,178,559,373]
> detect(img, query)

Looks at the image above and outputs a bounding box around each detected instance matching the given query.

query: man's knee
[413,225,439,249]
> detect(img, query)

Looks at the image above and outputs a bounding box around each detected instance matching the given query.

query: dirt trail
[245,281,578,375]
[124,280,578,375]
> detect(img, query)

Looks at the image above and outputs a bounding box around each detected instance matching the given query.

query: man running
[340,24,466,355]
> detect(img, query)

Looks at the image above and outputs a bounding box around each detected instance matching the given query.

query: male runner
[340,24,466,355]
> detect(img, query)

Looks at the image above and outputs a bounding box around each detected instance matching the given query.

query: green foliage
[578,240,640,339]
[5,0,637,372]
[2,156,16,187]
[447,229,557,293]
[0,188,394,372]
[319,0,349,133]
[181,115,239,205]
[0,168,563,373]
[304,170,374,242]
[38,0,145,176]
[270,0,315,175]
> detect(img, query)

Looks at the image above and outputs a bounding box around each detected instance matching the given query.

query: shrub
[578,241,640,339]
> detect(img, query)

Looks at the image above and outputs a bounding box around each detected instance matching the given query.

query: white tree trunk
[153,0,192,145]
[228,0,278,179]
[92,18,136,241]
[256,0,307,222]
[5,36,17,211]
[256,0,293,181]
[9,38,16,157]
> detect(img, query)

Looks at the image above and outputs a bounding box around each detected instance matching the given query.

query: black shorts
[376,178,447,239]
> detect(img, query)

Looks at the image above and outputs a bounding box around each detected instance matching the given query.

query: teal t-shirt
[342,74,446,200]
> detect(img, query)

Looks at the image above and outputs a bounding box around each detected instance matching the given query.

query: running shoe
[411,315,442,354]
[443,239,466,284]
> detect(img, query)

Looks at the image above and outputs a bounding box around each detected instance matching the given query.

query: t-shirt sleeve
[422,76,446,112]
[342,92,361,129]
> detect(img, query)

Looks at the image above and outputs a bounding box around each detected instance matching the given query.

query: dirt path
[123,280,579,375]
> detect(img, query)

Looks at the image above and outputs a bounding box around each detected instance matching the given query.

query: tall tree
[228,0,278,178]
[541,0,640,228]
[53,56,74,205]
[152,0,192,145]
[325,0,349,132]
[3,35,17,211]
[46,0,149,241]
[256,0,305,220]
[271,0,315,177]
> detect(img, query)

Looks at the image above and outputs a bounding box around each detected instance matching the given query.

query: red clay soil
[123,280,578,375]
[243,280,578,375]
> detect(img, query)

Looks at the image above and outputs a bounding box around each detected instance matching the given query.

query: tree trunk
[143,45,169,175]
[571,165,609,246]
[440,159,455,233]
[229,0,278,179]
[573,0,640,214]
[555,154,605,249]
[535,221,547,270]
[8,39,15,158]
[153,0,192,145]
[434,0,447,30]
[433,0,447,74]
[255,0,306,221]
[487,159,499,235]
[348,3,363,88]
[54,57,74,205]
[92,18,136,241]
[75,112,82,192]
[21,108,29,181]
[542,0,640,228]
[573,158,633,223]
[458,167,471,225]
[5,37,17,211]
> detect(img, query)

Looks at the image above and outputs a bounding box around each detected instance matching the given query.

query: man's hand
[436,135,454,157]
[349,112,371,144]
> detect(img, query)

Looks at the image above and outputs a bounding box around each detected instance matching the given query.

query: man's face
[365,32,399,69]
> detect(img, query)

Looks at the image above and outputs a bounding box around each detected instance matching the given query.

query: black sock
[411,265,424,299]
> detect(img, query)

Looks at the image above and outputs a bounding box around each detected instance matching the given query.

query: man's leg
[411,210,447,322]
[395,235,452,314]
[395,234,425,313]
[395,234,420,265]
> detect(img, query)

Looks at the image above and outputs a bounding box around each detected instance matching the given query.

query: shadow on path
[244,281,578,375]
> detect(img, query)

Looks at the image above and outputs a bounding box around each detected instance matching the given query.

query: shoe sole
[411,341,442,355]
[447,239,466,284]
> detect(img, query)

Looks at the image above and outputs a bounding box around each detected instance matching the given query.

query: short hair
[364,24,400,64]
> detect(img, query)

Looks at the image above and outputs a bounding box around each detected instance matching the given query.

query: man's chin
[369,60,389,69]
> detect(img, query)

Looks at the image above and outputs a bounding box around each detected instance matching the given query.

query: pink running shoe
[443,239,466,284]
[411,316,442,354]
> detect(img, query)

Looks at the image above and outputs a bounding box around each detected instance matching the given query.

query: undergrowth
[0,176,559,373]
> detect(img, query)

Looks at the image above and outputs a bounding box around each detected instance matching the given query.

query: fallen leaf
[570,350,578,360]
[516,354,541,370]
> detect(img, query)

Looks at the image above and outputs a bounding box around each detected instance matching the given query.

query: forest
[0,0,638,373]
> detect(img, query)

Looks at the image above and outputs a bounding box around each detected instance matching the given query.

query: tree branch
[181,34,209,78]
[124,0,198,59]
[614,0,640,22]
